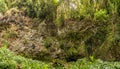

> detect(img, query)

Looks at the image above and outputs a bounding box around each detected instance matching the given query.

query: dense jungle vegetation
[0,0,120,69]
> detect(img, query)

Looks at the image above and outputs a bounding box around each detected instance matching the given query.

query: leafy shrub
[0,47,54,69]
[68,59,120,69]
[0,0,8,13]
[0,0,120,67]
[94,9,109,22]
[9,0,59,20]
[70,3,87,20]
[0,47,120,69]
[55,13,65,27]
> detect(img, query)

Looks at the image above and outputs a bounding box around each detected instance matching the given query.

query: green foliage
[89,56,95,62]
[9,0,59,20]
[68,59,120,69]
[1,40,9,48]
[55,13,65,27]
[0,47,54,69]
[94,9,109,22]
[0,48,119,69]
[70,3,87,20]
[0,0,8,13]
[52,0,60,5]
[0,0,120,67]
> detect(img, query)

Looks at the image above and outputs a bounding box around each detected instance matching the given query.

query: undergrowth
[0,47,53,69]
[0,47,120,69]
